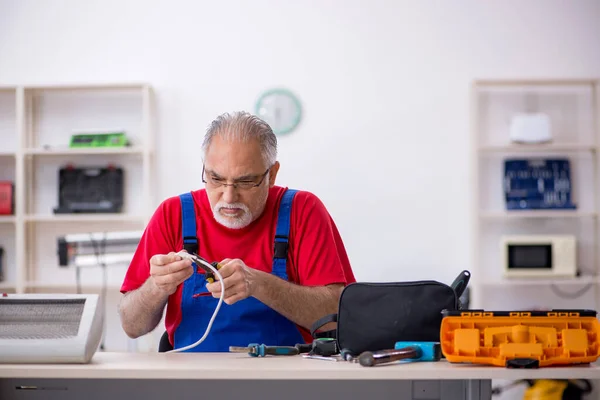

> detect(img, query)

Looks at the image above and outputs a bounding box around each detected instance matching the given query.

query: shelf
[0,282,16,290]
[481,276,600,287]
[25,214,146,223]
[474,79,598,87]
[479,143,596,153]
[24,146,145,156]
[471,77,600,312]
[25,83,149,91]
[24,282,122,291]
[0,216,16,224]
[480,210,597,219]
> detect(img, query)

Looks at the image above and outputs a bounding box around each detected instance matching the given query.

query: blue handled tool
[229,343,299,357]
[358,341,441,367]
[394,341,441,361]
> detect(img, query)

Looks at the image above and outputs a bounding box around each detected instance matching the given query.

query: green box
[69,132,129,148]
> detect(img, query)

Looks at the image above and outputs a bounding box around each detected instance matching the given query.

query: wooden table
[0,352,598,400]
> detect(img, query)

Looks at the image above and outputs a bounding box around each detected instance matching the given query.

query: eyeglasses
[202,165,270,190]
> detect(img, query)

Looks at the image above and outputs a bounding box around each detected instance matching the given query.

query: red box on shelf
[0,181,14,215]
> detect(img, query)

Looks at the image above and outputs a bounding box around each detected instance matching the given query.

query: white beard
[212,202,253,229]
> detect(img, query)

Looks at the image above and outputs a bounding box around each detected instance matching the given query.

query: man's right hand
[149,252,194,295]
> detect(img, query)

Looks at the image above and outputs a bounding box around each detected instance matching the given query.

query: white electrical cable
[166,251,225,353]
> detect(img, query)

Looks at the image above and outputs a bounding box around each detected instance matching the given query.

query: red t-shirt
[121,185,356,345]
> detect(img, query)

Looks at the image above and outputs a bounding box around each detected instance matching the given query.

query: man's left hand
[205,258,258,305]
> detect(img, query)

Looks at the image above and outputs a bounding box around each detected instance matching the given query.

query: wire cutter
[180,252,223,283]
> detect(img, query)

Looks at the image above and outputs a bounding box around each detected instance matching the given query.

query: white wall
[2,0,599,283]
[1,0,600,359]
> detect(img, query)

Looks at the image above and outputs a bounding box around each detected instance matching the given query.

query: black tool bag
[311,271,470,355]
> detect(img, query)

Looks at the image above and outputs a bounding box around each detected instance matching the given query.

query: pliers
[178,251,223,283]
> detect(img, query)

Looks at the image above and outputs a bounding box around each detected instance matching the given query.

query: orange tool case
[440,309,600,368]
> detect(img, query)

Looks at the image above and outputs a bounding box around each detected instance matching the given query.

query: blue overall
[173,189,306,352]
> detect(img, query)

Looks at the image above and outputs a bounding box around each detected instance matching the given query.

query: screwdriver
[229,343,299,357]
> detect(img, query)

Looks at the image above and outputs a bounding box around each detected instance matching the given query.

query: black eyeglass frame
[202,165,271,190]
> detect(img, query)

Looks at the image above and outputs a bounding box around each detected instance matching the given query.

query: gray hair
[202,111,278,167]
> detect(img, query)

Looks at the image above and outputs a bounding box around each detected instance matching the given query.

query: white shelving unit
[0,86,18,291]
[470,78,600,312]
[0,83,154,294]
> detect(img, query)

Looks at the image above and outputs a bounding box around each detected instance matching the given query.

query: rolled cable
[166,251,225,353]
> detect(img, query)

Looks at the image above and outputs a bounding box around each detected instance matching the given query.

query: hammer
[358,342,441,367]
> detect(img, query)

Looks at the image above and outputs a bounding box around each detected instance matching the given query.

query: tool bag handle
[310,313,337,339]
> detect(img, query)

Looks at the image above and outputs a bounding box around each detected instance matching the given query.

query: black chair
[158,330,173,352]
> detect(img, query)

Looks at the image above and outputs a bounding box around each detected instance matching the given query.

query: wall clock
[255,88,302,135]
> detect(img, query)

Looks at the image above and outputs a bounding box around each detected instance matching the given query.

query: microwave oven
[501,235,577,278]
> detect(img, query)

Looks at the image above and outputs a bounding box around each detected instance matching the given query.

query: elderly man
[118,111,356,352]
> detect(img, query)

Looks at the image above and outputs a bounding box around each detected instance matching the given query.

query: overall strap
[272,189,297,278]
[179,192,198,254]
